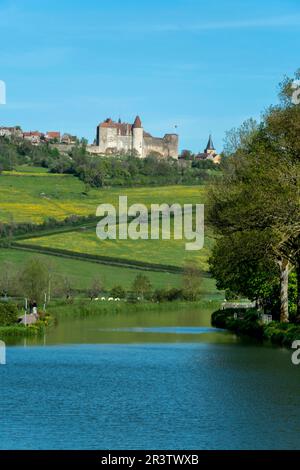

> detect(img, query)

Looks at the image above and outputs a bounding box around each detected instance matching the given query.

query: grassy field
[20,225,213,270]
[0,248,185,290]
[0,168,220,295]
[0,248,219,296]
[0,170,205,223]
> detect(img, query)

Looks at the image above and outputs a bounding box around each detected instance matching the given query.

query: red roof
[99,116,143,134]
[46,131,60,138]
[23,131,41,137]
[99,118,133,136]
[133,115,142,128]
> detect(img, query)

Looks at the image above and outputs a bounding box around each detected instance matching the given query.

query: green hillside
[0,169,205,223]
[0,168,216,294]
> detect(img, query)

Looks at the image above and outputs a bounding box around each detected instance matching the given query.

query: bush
[152,288,184,302]
[263,322,300,347]
[152,289,168,302]
[110,285,126,299]
[0,302,19,326]
[212,308,264,339]
[212,308,300,348]
[166,288,184,301]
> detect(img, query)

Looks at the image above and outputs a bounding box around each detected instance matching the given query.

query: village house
[23,131,43,145]
[0,126,23,138]
[45,131,61,142]
[61,133,77,145]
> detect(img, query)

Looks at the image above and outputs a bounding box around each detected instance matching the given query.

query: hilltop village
[0,117,221,163]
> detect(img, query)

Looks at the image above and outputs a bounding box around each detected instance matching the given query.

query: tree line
[208,71,300,323]
[0,137,218,187]
[0,257,203,305]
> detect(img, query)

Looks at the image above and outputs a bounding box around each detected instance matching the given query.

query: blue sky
[0,0,299,152]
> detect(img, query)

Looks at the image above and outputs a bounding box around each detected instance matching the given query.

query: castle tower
[204,134,216,156]
[132,115,143,158]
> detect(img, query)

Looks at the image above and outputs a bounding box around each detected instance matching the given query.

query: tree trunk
[278,258,290,323]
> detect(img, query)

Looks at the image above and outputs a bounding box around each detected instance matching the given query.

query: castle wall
[144,134,178,159]
[116,135,132,153]
[133,127,144,158]
[98,127,133,154]
[94,120,178,159]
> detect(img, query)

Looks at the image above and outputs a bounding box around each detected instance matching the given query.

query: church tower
[132,115,144,158]
[204,134,216,156]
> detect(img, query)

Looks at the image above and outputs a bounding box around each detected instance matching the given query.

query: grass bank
[49,299,221,319]
[211,308,300,348]
[0,315,54,339]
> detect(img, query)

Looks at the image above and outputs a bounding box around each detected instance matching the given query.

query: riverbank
[211,308,300,348]
[0,314,55,339]
[49,298,221,318]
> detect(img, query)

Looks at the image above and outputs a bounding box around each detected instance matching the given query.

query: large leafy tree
[209,230,280,313]
[208,72,300,322]
[19,257,49,305]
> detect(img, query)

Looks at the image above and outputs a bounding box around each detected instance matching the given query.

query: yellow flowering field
[0,172,206,223]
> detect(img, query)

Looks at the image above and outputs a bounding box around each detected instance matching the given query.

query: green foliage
[10,141,218,187]
[0,302,19,326]
[222,118,259,157]
[110,285,126,299]
[0,136,61,170]
[0,139,19,170]
[19,257,49,304]
[263,322,300,348]
[88,277,103,300]
[212,308,264,339]
[0,317,53,338]
[132,274,152,299]
[212,307,300,348]
[0,248,184,292]
[208,72,300,320]
[152,287,185,302]
[209,231,280,312]
[192,159,219,170]
[182,261,202,301]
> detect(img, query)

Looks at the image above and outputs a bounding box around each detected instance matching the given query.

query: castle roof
[99,116,143,135]
[99,118,132,136]
[100,118,115,128]
[205,134,215,151]
[133,115,142,128]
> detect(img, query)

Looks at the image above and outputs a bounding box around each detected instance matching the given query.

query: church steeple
[205,134,215,152]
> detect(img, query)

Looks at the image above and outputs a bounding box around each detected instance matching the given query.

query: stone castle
[94,116,178,159]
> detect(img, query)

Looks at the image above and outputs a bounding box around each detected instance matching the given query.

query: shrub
[166,288,184,301]
[0,302,19,326]
[212,308,263,339]
[110,285,126,299]
[152,289,168,302]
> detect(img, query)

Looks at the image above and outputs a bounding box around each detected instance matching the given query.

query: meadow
[0,248,180,290]
[0,168,217,294]
[21,226,213,270]
[0,248,218,295]
[0,170,205,223]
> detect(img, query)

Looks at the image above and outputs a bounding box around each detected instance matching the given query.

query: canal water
[1,305,300,449]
